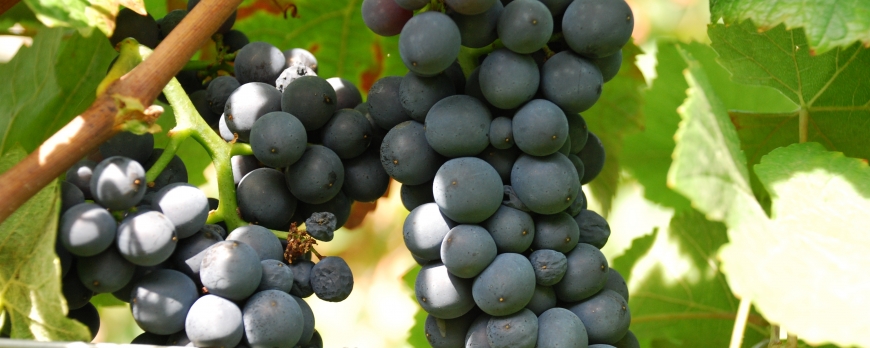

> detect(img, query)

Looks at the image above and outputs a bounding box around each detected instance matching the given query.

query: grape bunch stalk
[48,2,398,346]
[361,0,639,346]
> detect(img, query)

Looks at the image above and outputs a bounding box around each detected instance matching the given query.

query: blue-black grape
[403,203,455,261]
[488,116,513,149]
[524,284,556,315]
[553,243,608,302]
[537,307,588,348]
[223,30,249,52]
[415,262,475,319]
[400,180,435,212]
[130,269,198,334]
[361,0,412,36]
[399,11,461,76]
[380,120,444,185]
[326,77,362,109]
[443,60,466,94]
[110,262,169,302]
[477,145,520,185]
[116,210,178,266]
[425,95,492,157]
[433,157,503,224]
[479,49,539,109]
[464,313,492,348]
[482,205,534,253]
[424,310,478,348]
[171,227,224,281]
[604,268,629,302]
[77,247,136,293]
[292,295,316,345]
[284,145,344,204]
[441,224,497,278]
[399,71,456,122]
[99,131,154,164]
[614,330,639,348]
[590,50,622,83]
[62,269,93,310]
[157,9,187,38]
[567,154,586,188]
[281,75,338,131]
[497,0,553,54]
[486,308,537,348]
[502,184,531,212]
[310,256,354,302]
[206,76,240,114]
[200,240,263,301]
[224,82,283,142]
[166,331,190,346]
[342,147,390,202]
[578,132,605,184]
[285,48,318,71]
[472,253,536,316]
[235,42,285,84]
[143,149,188,192]
[510,153,580,214]
[56,240,72,278]
[276,65,317,93]
[532,212,580,253]
[512,99,568,156]
[237,168,297,229]
[250,111,308,168]
[243,290,305,347]
[231,154,260,184]
[65,160,97,199]
[567,289,631,344]
[226,225,284,261]
[59,202,117,257]
[289,260,315,298]
[185,295,244,347]
[259,259,294,292]
[292,191,353,229]
[305,211,337,242]
[574,209,611,248]
[321,108,372,159]
[540,51,603,113]
[368,76,411,130]
[539,0,572,16]
[445,0,496,15]
[131,332,168,345]
[562,0,633,58]
[528,249,567,286]
[152,182,208,239]
[109,8,159,48]
[451,1,503,48]
[67,303,100,340]
[90,156,147,210]
[190,90,220,126]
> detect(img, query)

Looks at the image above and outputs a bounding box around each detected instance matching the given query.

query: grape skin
[130,269,198,335]
[399,12,461,76]
[152,182,209,239]
[199,241,263,301]
[90,156,148,211]
[432,157,503,224]
[116,210,178,266]
[250,111,308,168]
[243,290,305,348]
[59,203,117,257]
[185,295,244,348]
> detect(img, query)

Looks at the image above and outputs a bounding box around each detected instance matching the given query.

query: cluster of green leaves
[573,2,870,347]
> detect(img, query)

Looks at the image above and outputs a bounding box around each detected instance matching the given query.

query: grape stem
[0,0,243,224]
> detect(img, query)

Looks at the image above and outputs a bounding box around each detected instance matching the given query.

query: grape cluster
[361,0,637,346]
[55,5,379,346]
[58,133,345,347]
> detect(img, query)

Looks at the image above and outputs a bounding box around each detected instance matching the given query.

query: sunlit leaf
[711,0,870,54]
[0,147,91,341]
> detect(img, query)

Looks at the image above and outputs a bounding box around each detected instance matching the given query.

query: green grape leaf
[0,2,40,32]
[22,0,145,37]
[617,210,766,347]
[582,41,645,214]
[233,0,407,94]
[0,147,91,342]
[622,42,691,212]
[710,0,870,54]
[0,27,115,156]
[718,142,870,347]
[709,22,870,208]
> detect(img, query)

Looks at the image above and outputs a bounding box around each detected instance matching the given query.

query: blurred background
[0,0,714,346]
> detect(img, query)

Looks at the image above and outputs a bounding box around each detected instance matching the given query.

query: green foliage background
[1,0,869,347]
